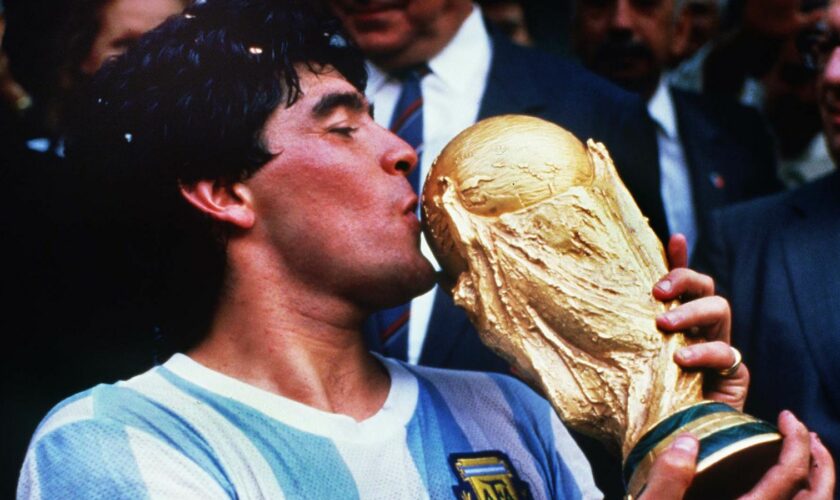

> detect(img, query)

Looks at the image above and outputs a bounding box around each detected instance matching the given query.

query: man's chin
[341,17,414,57]
[406,262,438,297]
[403,266,438,302]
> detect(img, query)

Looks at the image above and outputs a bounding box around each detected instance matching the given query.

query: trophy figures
[422,115,782,498]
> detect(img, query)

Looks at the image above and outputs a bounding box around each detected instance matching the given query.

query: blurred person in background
[676,0,835,186]
[35,0,189,156]
[0,1,34,150]
[697,0,840,487]
[573,0,782,261]
[3,0,188,496]
[767,29,836,185]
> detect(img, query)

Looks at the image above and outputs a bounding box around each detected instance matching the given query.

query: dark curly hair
[65,0,367,355]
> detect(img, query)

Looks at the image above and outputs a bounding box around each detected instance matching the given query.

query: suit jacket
[670,87,782,247]
[699,171,840,485]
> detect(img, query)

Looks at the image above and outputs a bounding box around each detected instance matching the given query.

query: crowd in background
[2,0,837,497]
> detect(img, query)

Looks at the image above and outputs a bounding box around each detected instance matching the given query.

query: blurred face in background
[676,0,719,60]
[328,0,472,69]
[80,0,185,74]
[482,1,533,46]
[764,37,822,159]
[574,0,676,99]
[818,0,840,160]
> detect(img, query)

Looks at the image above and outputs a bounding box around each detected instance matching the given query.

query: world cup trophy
[422,115,782,499]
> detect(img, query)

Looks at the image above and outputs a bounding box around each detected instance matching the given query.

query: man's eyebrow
[311,91,369,118]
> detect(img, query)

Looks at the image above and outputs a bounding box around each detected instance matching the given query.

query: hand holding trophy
[421,115,783,499]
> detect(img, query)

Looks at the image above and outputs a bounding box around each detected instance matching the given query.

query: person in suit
[572,0,783,261]
[699,0,840,484]
[702,170,840,491]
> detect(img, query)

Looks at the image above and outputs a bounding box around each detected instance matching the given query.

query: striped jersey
[18,353,602,499]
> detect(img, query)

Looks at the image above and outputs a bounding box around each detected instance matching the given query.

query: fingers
[639,434,698,500]
[742,411,812,500]
[656,295,731,343]
[791,433,837,500]
[653,267,715,302]
[674,341,737,371]
[667,234,689,270]
[675,342,749,411]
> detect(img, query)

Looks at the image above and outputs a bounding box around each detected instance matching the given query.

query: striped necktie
[378,66,428,360]
[389,66,428,192]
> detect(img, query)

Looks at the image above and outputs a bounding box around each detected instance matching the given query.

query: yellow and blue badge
[449,451,532,500]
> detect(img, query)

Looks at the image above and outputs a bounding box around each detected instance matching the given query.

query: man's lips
[402,196,421,231]
[339,1,404,18]
[402,196,419,215]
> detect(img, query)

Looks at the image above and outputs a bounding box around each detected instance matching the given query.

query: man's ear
[178,179,256,229]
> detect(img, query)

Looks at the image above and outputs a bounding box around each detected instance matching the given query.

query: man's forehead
[296,68,366,104]
[263,69,369,135]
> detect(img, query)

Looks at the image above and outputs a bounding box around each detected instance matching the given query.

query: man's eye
[330,126,357,137]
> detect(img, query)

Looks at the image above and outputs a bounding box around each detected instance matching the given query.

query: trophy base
[624,402,782,499]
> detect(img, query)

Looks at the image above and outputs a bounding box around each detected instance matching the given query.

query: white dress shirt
[365,6,492,363]
[648,77,699,258]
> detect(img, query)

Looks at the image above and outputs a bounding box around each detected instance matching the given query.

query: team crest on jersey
[449,451,532,500]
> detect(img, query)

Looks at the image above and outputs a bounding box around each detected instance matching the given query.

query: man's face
[244,68,435,309]
[483,1,533,47]
[680,0,719,58]
[328,0,470,69]
[574,0,675,98]
[81,0,184,75]
[819,1,840,160]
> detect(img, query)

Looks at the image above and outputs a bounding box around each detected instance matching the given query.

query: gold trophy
[422,115,782,499]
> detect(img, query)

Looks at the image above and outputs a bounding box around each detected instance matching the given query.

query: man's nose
[384,132,419,179]
[610,0,635,32]
[823,46,840,84]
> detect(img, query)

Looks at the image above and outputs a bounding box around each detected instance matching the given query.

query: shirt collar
[365,5,490,95]
[647,76,678,140]
[427,5,490,94]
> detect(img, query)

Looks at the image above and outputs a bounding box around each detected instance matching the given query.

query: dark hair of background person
[52,0,192,137]
[65,0,367,356]
[4,0,120,138]
[49,0,113,134]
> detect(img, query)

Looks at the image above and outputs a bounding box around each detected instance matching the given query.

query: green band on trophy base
[624,402,782,499]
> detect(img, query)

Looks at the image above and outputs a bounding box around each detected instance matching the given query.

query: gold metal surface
[422,115,705,458]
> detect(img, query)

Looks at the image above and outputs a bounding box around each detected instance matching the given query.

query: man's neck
[188,247,390,422]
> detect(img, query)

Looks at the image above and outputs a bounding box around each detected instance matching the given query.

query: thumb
[639,435,699,499]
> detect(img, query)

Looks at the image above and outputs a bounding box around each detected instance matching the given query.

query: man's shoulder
[18,365,239,499]
[716,172,838,234]
[488,35,645,110]
[30,367,160,440]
